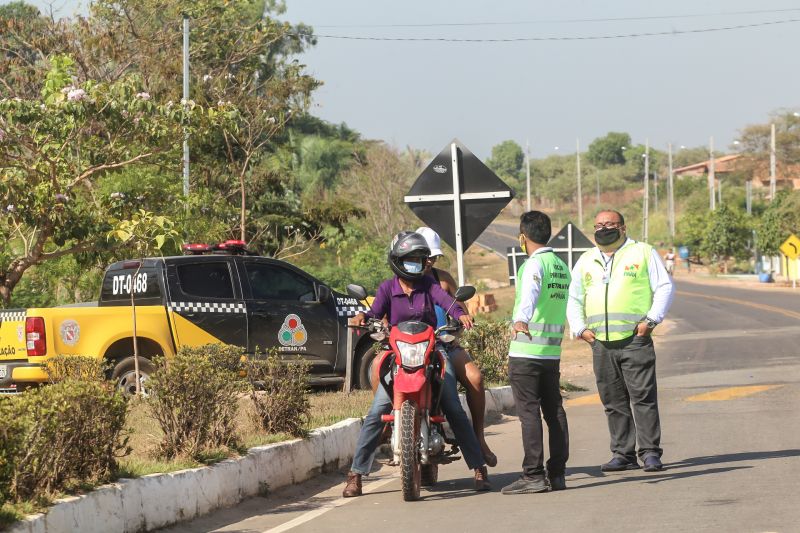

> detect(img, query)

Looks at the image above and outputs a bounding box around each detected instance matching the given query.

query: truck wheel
[111,357,155,398]
[356,344,379,391]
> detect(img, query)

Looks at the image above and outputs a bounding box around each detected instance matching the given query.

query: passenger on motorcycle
[415,226,497,467]
[342,231,491,497]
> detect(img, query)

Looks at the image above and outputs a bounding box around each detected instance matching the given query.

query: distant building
[673,154,800,192]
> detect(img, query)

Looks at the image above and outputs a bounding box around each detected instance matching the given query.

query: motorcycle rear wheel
[400,400,421,501]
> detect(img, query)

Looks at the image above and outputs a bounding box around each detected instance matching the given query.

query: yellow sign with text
[779,234,800,260]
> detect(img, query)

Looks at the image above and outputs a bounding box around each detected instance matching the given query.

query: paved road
[162,258,800,532]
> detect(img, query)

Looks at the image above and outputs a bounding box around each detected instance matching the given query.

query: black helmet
[388,231,431,281]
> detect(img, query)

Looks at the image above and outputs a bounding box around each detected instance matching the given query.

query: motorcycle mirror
[346,284,368,301]
[454,285,476,302]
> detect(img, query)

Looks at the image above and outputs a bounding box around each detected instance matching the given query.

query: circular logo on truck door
[278,314,307,347]
[59,320,80,346]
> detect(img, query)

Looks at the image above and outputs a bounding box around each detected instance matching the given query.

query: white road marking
[261,475,397,533]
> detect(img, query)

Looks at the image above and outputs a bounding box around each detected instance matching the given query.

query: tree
[757,190,800,256]
[0,55,223,305]
[0,2,69,99]
[343,143,420,240]
[586,132,630,168]
[531,154,577,204]
[700,205,751,271]
[486,140,524,191]
[671,146,710,169]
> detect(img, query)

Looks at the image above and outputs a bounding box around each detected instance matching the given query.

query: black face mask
[595,227,621,246]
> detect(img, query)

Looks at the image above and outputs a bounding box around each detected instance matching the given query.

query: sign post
[779,233,800,289]
[405,139,514,286]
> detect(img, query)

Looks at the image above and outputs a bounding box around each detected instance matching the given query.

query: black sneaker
[548,474,567,491]
[643,456,664,472]
[501,475,549,494]
[600,457,640,472]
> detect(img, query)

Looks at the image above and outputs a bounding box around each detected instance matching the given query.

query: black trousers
[508,357,570,477]
[592,335,662,462]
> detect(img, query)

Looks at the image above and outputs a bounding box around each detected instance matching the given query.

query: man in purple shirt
[342,231,490,497]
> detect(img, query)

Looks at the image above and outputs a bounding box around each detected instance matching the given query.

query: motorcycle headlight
[396,340,429,368]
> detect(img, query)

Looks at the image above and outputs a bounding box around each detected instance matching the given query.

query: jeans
[508,357,569,477]
[593,335,662,462]
[350,351,485,474]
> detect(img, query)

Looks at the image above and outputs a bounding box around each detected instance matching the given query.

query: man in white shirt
[566,210,674,473]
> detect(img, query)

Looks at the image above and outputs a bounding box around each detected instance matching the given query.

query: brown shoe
[342,472,362,497]
[474,466,491,492]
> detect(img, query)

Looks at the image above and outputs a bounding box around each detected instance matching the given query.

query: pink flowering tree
[0,55,231,305]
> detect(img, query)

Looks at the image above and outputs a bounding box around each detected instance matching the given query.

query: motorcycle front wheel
[400,400,421,501]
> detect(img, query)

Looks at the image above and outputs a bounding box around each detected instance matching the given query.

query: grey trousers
[592,335,662,462]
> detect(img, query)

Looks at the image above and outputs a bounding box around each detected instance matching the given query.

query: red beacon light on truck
[181,241,251,255]
[182,243,213,255]
[214,240,249,255]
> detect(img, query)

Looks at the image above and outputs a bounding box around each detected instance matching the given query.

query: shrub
[146,344,246,459]
[0,400,27,505]
[244,353,310,437]
[0,381,129,501]
[45,354,108,383]
[460,319,510,385]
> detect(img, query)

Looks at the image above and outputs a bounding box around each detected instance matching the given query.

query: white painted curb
[8,387,515,533]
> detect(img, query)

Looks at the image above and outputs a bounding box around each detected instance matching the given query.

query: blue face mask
[403,260,423,274]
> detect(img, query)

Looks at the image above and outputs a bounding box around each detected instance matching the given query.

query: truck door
[240,260,338,367]
[166,260,248,349]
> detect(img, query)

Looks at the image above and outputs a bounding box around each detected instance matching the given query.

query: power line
[312,18,800,42]
[314,7,800,29]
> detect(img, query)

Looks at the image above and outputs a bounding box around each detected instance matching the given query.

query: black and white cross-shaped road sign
[507,222,594,285]
[405,139,514,285]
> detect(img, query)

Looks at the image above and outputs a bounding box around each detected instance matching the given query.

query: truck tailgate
[0,309,27,390]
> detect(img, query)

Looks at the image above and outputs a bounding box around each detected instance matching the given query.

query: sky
[21,0,800,160]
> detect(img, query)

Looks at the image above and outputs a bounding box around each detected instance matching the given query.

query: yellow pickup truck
[0,242,378,394]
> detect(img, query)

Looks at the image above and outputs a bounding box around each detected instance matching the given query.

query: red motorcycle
[347,284,475,501]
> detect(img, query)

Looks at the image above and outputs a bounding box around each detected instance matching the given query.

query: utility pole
[654,170,659,211]
[576,138,583,227]
[709,136,715,210]
[643,138,649,242]
[746,180,752,215]
[770,122,777,200]
[668,143,675,239]
[526,139,531,211]
[182,15,190,197]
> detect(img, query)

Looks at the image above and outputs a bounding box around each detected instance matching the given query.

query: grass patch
[117,389,374,478]
[560,380,588,392]
[1,502,31,530]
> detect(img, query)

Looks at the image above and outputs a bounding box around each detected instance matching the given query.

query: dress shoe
[643,455,664,472]
[474,466,492,491]
[501,474,549,494]
[600,457,640,472]
[342,472,362,497]
[548,473,567,491]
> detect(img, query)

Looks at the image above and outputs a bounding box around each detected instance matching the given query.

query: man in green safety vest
[567,209,675,473]
[502,211,570,494]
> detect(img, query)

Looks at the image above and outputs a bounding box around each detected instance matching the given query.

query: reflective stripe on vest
[577,242,653,341]
[509,251,570,359]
